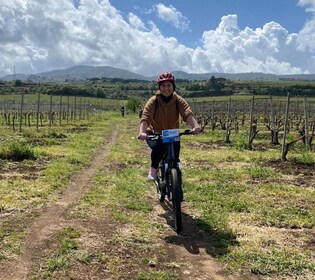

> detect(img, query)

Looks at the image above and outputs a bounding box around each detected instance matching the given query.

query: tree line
[0,76,314,100]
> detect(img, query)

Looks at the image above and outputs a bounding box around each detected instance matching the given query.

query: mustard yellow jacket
[140,92,193,133]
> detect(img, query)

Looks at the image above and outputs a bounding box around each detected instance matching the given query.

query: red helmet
[157,72,175,84]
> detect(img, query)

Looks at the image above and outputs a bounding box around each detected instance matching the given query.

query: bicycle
[146,129,193,233]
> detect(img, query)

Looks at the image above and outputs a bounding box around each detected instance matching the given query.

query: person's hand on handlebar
[138,132,147,141]
[187,115,202,135]
[192,126,202,134]
[138,121,148,141]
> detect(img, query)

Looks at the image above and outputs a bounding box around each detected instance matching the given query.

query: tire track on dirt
[0,130,119,280]
[151,189,259,280]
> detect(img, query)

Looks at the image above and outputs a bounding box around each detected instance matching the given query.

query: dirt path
[152,200,256,280]
[0,131,119,280]
[0,127,257,280]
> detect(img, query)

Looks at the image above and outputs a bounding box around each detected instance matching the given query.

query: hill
[1,65,315,82]
[170,71,315,82]
[1,65,148,82]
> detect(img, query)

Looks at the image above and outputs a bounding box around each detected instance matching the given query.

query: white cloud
[0,0,314,77]
[298,0,315,12]
[128,13,146,30]
[201,15,313,74]
[297,0,315,53]
[297,19,315,52]
[154,3,190,32]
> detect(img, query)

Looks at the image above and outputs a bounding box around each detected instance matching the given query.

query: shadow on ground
[159,201,239,257]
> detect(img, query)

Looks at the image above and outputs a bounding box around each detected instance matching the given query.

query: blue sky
[110,0,309,47]
[0,0,315,77]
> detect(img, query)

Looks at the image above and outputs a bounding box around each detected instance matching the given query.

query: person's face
[159,81,174,96]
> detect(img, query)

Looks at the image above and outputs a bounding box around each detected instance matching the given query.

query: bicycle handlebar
[144,129,194,141]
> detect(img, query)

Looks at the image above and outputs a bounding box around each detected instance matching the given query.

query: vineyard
[0,93,314,279]
[1,92,314,179]
[0,93,123,132]
[191,95,315,160]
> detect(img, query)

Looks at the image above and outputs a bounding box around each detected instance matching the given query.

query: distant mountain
[1,65,315,82]
[171,71,315,82]
[1,73,30,81]
[1,65,148,82]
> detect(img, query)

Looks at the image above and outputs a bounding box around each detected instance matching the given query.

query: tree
[126,97,142,113]
[14,80,23,87]
[96,87,105,98]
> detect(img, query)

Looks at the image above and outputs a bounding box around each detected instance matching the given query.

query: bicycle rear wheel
[170,168,182,233]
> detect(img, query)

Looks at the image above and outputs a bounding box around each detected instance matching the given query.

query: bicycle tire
[156,167,166,202]
[170,168,182,233]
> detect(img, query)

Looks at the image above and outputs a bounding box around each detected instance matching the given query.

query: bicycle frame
[160,136,181,199]
[147,129,192,233]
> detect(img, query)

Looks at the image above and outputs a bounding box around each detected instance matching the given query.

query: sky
[0,0,315,78]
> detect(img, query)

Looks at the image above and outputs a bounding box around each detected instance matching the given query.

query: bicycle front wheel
[156,167,166,202]
[170,168,182,233]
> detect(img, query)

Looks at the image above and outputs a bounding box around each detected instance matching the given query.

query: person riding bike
[138,71,202,180]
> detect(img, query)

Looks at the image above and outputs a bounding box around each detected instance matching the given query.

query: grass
[0,140,37,160]
[0,112,314,279]
[35,227,83,279]
[293,150,315,164]
[0,112,118,260]
[72,115,315,278]
[68,117,180,278]
[137,271,175,280]
[180,130,315,277]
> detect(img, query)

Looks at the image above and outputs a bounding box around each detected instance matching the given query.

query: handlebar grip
[143,133,161,141]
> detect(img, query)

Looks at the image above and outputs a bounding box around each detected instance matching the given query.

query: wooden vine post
[225,98,231,143]
[270,97,275,137]
[73,96,77,121]
[248,96,254,150]
[281,93,290,161]
[67,96,70,124]
[49,92,53,127]
[79,97,82,120]
[303,97,310,148]
[19,92,24,132]
[59,95,63,126]
[36,91,40,132]
[211,100,215,130]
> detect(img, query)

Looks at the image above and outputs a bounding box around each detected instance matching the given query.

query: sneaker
[147,174,155,180]
[147,167,157,180]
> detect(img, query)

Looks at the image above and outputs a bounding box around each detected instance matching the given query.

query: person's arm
[138,96,156,140]
[187,115,202,134]
[138,120,148,140]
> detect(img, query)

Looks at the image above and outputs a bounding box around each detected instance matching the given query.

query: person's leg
[151,144,164,169]
[147,139,165,179]
[174,141,181,162]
